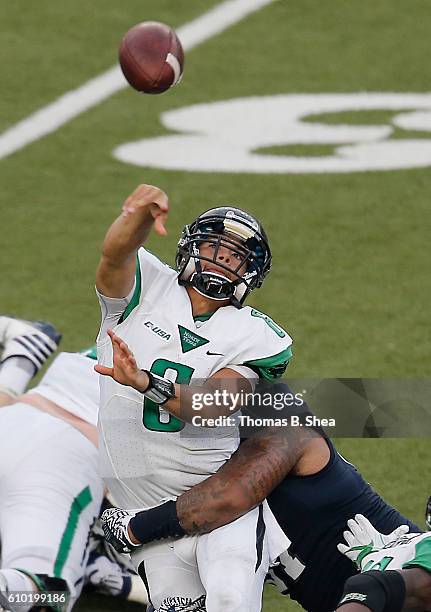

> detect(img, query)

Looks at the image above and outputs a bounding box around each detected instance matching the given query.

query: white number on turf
[113,93,431,173]
[0,0,276,160]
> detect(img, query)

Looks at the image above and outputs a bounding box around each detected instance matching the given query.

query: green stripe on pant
[54,486,93,578]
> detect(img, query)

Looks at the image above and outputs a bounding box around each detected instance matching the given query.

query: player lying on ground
[102,384,420,612]
[0,316,147,612]
[95,184,292,612]
[336,514,431,611]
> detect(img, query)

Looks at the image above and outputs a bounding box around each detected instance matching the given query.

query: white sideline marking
[0,0,276,160]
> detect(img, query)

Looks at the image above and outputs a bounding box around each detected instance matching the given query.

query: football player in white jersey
[0,316,102,611]
[95,184,293,612]
[336,514,431,611]
[0,317,147,611]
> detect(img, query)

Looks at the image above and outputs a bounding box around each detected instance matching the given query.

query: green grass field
[1,1,430,610]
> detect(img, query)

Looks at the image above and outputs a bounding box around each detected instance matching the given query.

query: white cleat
[0,316,62,375]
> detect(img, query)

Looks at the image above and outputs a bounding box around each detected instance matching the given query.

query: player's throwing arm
[96,184,168,299]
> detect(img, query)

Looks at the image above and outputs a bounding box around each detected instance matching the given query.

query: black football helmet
[176,206,271,307]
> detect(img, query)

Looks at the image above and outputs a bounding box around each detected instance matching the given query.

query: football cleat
[426,496,431,531]
[0,316,62,375]
[101,507,141,554]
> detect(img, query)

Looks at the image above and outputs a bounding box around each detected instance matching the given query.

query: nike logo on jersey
[206,350,224,356]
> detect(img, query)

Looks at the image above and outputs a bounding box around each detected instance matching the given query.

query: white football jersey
[97,247,292,509]
[358,532,431,574]
[28,349,99,426]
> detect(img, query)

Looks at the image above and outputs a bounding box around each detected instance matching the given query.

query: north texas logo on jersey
[178,325,209,353]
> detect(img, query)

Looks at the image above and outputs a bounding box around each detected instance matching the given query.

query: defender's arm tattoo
[177,425,319,534]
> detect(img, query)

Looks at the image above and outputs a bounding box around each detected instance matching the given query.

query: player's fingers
[117,338,130,353]
[154,213,168,236]
[337,543,349,555]
[94,364,114,377]
[121,346,135,366]
[346,518,361,536]
[355,514,374,532]
[111,332,129,354]
[392,525,410,538]
[125,185,169,212]
[348,518,366,541]
[127,354,137,369]
[354,515,376,542]
[107,329,121,344]
[154,193,169,212]
[343,530,356,548]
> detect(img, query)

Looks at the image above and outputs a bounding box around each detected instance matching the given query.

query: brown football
[119,21,184,94]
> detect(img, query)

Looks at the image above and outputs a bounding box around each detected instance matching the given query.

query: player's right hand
[122,184,169,236]
[94,329,150,393]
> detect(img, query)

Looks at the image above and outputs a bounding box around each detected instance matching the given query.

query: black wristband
[129,500,186,544]
[141,370,176,405]
[337,570,406,612]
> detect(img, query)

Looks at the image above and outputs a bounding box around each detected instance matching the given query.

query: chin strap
[179,255,248,307]
[190,271,233,300]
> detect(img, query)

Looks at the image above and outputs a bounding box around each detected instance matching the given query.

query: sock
[0,357,35,395]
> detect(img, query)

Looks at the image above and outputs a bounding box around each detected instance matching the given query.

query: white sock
[0,357,35,395]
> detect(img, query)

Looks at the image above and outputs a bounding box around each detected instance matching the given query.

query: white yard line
[0,0,276,160]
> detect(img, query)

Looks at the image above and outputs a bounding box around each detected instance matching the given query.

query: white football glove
[85,553,130,597]
[337,514,410,567]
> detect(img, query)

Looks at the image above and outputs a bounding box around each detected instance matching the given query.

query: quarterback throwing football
[95,184,292,612]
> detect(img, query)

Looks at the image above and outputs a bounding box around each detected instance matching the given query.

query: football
[119,21,184,94]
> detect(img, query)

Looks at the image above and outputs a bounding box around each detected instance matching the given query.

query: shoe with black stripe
[0,316,62,374]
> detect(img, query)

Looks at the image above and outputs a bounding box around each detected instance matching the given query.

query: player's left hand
[94,329,150,393]
[337,514,410,565]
